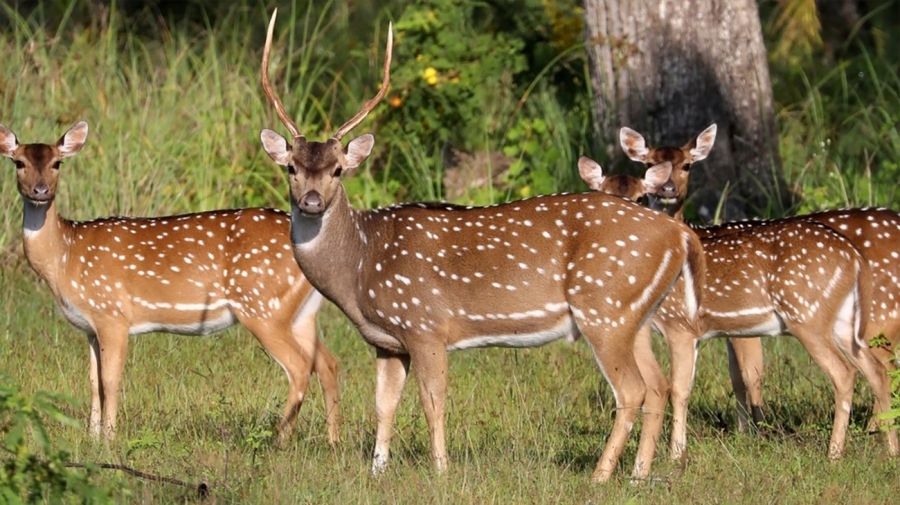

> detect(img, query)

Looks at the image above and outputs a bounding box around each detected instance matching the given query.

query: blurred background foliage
[0,0,897,253]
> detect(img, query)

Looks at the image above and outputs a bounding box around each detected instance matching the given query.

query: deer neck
[21,198,72,289]
[290,185,366,315]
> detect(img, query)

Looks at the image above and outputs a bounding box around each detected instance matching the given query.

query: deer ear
[642,161,672,193]
[619,127,649,162]
[577,156,606,190]
[344,134,374,173]
[57,121,88,158]
[0,124,18,158]
[688,123,717,162]
[260,129,292,166]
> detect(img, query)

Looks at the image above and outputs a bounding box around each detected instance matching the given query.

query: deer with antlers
[575,128,899,460]
[0,121,340,444]
[258,9,706,481]
[619,125,900,432]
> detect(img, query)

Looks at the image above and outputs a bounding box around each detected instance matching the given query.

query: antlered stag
[258,9,706,481]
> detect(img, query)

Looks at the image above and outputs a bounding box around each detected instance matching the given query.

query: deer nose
[658,181,677,198]
[32,184,50,197]
[299,191,324,214]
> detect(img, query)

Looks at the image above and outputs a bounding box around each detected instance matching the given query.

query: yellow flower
[519,185,531,198]
[422,66,439,86]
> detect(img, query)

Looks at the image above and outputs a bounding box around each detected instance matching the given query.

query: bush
[0,377,112,503]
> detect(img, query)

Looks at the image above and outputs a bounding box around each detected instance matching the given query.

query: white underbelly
[57,299,93,332]
[701,312,785,340]
[448,317,578,351]
[129,310,236,336]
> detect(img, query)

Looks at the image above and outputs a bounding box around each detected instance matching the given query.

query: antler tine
[333,22,393,141]
[261,8,301,139]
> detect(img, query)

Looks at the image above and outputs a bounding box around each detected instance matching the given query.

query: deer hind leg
[665,328,699,462]
[86,333,103,438]
[372,349,410,475]
[829,292,899,456]
[727,337,766,431]
[289,313,341,444]
[788,324,857,460]
[95,322,129,440]
[241,317,313,446]
[572,315,646,483]
[631,323,670,480]
[311,338,341,445]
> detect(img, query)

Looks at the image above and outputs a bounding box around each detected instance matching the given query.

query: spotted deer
[621,125,900,434]
[0,122,340,444]
[258,9,705,482]
[582,153,899,460]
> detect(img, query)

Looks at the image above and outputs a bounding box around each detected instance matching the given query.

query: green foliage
[775,50,900,210]
[0,377,112,503]
[381,0,526,149]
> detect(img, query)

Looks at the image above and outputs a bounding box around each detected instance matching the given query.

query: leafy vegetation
[0,0,897,502]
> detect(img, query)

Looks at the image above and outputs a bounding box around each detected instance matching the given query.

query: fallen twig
[64,462,209,498]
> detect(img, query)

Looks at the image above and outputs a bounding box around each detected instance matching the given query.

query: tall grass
[776,49,900,211]
[0,2,388,253]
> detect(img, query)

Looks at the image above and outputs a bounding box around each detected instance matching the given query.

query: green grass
[2,262,899,503]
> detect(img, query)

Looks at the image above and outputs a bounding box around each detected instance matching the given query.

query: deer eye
[13,160,24,169]
[333,167,343,178]
[286,164,296,175]
[52,161,62,170]
[681,163,692,171]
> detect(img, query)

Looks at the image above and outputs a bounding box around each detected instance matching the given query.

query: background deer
[258,9,705,482]
[0,121,340,444]
[621,125,900,433]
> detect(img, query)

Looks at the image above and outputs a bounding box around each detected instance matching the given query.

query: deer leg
[667,330,699,462]
[789,326,856,459]
[243,317,314,446]
[409,342,450,473]
[96,323,129,440]
[631,324,669,480]
[829,319,899,456]
[86,333,103,439]
[312,338,341,445]
[372,349,410,475]
[580,328,646,483]
[291,313,341,445]
[727,337,765,431]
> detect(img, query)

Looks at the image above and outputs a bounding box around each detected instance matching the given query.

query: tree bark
[583,0,786,220]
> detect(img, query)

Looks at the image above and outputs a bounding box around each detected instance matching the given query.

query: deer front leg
[372,349,410,475]
[410,342,449,473]
[96,323,129,440]
[86,333,102,438]
[726,337,765,431]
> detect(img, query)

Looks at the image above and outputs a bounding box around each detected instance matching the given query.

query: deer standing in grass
[0,122,340,443]
[577,128,900,460]
[619,125,900,434]
[258,9,705,481]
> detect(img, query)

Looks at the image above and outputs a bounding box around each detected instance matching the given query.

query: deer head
[577,156,672,201]
[258,9,390,216]
[0,122,88,205]
[618,124,716,218]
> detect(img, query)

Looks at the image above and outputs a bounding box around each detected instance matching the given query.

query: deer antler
[261,9,301,139]
[332,22,393,141]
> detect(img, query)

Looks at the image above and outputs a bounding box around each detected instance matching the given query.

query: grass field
[2,258,899,503]
[1,1,899,503]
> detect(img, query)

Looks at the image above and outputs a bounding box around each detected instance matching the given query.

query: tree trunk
[583,0,786,221]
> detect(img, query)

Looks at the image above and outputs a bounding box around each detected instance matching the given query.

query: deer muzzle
[298,190,325,215]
